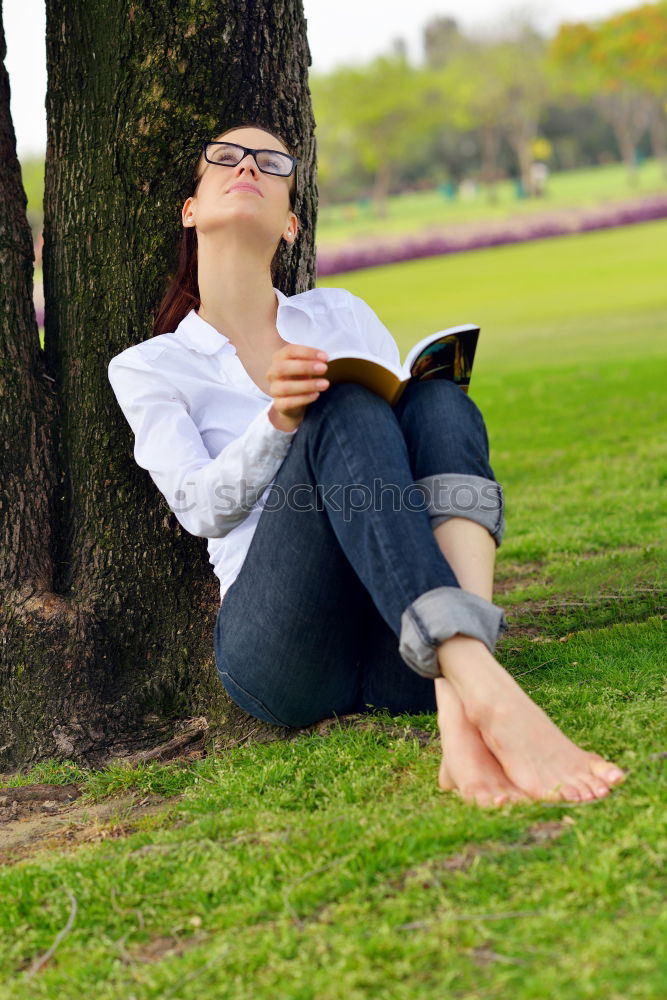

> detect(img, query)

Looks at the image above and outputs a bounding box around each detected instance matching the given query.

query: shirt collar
[172,287,313,356]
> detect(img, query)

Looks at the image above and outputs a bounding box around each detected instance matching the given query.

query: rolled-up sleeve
[108,357,297,538]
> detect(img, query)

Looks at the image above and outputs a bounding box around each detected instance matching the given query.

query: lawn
[2,221,665,999]
[320,220,667,568]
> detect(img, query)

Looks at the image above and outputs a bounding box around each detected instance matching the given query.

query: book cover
[324,324,480,406]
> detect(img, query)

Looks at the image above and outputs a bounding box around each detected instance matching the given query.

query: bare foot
[437,635,627,804]
[436,677,531,808]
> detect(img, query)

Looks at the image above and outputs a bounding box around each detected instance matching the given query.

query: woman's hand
[266,344,329,433]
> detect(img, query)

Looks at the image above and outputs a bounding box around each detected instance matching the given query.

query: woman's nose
[236,154,258,173]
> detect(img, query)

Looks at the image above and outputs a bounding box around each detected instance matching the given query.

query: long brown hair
[152,121,298,336]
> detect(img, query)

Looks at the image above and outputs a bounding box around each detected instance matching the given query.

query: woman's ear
[283,211,298,244]
[182,197,195,227]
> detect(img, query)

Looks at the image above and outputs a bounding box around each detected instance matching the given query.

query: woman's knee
[398,378,485,432]
[397,381,492,475]
[304,380,392,425]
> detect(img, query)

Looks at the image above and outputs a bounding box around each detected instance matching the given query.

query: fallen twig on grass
[23,888,77,980]
[397,908,548,931]
[514,658,559,679]
[110,717,209,767]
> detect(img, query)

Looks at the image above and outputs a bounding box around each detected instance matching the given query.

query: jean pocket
[218,670,291,728]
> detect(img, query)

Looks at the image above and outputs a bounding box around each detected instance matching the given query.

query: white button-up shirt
[108,286,401,604]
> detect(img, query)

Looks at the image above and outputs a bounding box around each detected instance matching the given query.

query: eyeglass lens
[206,142,293,176]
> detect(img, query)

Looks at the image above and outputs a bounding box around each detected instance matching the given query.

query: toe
[540,783,569,803]
[467,785,525,808]
[574,773,612,801]
[590,758,626,785]
[558,784,582,803]
[463,785,495,808]
[589,778,611,799]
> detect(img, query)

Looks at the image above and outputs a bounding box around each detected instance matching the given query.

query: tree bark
[646,96,667,179]
[0,7,56,599]
[0,5,63,766]
[479,124,501,205]
[596,92,650,187]
[372,159,391,218]
[0,0,317,773]
[503,114,538,197]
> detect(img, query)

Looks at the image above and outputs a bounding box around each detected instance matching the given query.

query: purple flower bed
[316,194,667,276]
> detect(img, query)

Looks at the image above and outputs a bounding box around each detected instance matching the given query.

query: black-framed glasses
[202,141,298,178]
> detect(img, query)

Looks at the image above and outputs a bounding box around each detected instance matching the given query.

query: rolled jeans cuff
[399,586,509,679]
[414,473,505,547]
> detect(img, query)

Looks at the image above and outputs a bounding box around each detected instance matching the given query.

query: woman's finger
[267,358,328,379]
[271,378,329,397]
[272,344,328,364]
[272,391,321,409]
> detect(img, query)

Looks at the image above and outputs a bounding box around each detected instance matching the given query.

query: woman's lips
[227,183,263,196]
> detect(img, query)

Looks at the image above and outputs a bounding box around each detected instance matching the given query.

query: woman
[108,121,626,808]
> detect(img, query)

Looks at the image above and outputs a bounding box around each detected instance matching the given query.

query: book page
[324,354,405,406]
[404,324,480,372]
[325,348,404,380]
[407,327,479,390]
[321,327,480,404]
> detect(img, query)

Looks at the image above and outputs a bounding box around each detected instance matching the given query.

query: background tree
[0,0,317,772]
[420,16,552,202]
[429,47,507,203]
[493,24,553,195]
[422,15,467,68]
[310,53,442,217]
[0,4,57,678]
[601,1,667,176]
[550,8,659,184]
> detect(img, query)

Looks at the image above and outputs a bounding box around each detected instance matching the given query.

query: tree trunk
[597,92,650,188]
[0,0,317,773]
[646,96,667,179]
[504,117,537,198]
[479,124,500,205]
[372,159,391,218]
[0,5,62,761]
[615,118,640,187]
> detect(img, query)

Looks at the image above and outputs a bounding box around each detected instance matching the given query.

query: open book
[324,324,480,406]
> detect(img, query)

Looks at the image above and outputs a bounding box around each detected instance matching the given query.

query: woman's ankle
[436,634,511,724]
[437,633,493,672]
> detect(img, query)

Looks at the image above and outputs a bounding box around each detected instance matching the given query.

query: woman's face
[182,127,297,251]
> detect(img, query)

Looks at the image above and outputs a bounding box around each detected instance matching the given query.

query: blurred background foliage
[310,1,667,214]
[20,1,667,246]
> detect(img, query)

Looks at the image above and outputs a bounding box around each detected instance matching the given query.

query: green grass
[320,220,667,569]
[316,157,667,247]
[321,217,667,367]
[3,220,666,998]
[1,619,665,998]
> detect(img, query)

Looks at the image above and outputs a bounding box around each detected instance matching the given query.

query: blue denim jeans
[214,379,507,728]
